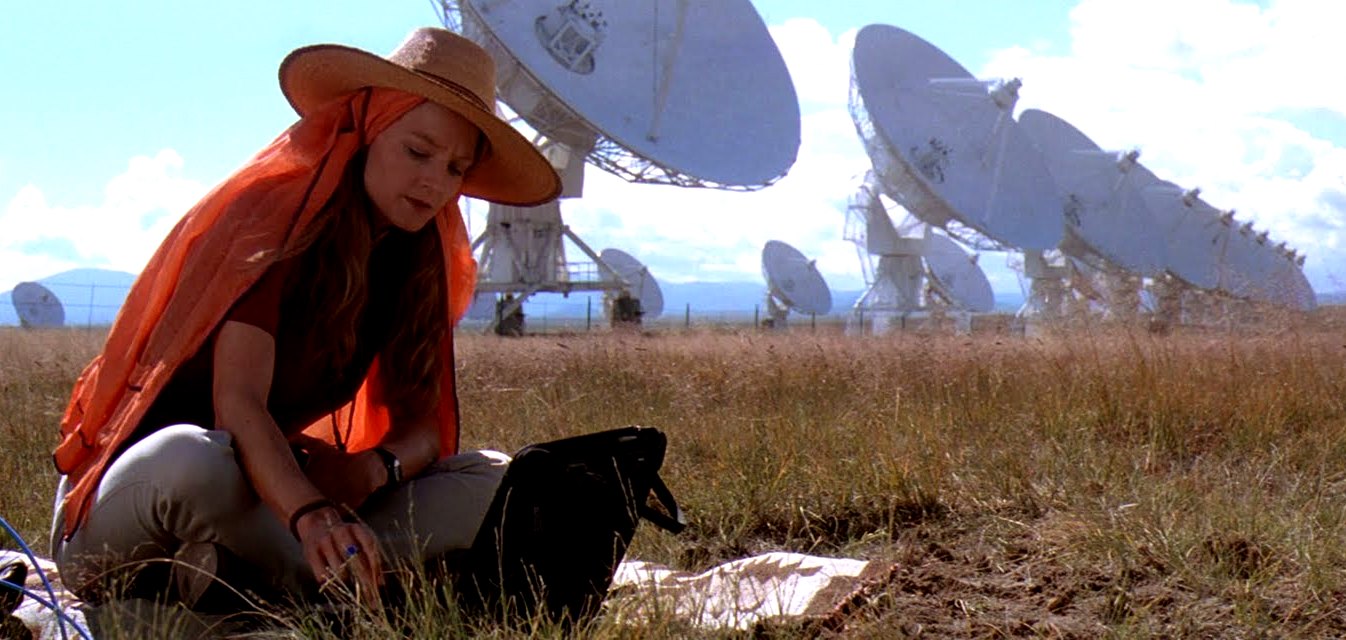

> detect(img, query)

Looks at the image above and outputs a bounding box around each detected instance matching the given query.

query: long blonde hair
[288,149,446,420]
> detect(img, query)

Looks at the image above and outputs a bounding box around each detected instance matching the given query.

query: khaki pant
[51,424,507,602]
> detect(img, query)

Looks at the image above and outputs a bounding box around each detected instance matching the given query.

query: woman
[48,27,561,609]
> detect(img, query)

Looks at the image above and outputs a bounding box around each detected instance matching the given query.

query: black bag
[456,425,685,625]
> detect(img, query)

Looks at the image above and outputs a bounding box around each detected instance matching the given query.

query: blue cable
[0,580,92,640]
[0,515,89,640]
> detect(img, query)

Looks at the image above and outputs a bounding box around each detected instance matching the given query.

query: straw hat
[279,27,561,207]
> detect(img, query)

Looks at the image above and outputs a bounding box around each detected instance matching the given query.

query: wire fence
[4,281,132,328]
[6,283,840,331]
[464,295,839,333]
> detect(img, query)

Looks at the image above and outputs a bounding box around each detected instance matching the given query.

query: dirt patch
[795,509,1346,638]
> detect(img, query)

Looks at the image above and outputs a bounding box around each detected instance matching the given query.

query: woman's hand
[214,322,383,605]
[295,505,384,604]
[294,436,386,509]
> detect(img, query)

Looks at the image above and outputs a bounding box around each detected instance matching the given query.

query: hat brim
[279,44,561,207]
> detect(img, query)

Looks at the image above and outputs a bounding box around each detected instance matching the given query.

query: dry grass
[4,310,1346,637]
[0,328,104,548]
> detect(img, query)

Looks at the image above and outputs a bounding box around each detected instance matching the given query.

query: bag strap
[638,473,686,534]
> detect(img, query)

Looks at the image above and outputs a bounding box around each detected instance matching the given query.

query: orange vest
[53,88,477,539]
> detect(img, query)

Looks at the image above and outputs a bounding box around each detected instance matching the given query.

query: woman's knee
[366,450,511,557]
[108,424,249,510]
[431,449,510,479]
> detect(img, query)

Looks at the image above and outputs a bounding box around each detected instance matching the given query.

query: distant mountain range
[2,268,1334,326]
[497,281,1027,322]
[1317,291,1346,306]
[0,271,1022,327]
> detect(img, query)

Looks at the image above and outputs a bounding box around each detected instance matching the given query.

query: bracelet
[287,498,336,540]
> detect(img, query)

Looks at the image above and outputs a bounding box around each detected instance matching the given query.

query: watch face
[377,448,402,484]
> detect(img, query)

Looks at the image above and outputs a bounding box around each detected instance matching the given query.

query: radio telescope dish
[13,282,65,328]
[1018,109,1167,277]
[1219,219,1271,303]
[438,0,799,333]
[1258,233,1315,310]
[843,170,996,333]
[1266,252,1316,310]
[1219,220,1315,311]
[600,248,664,318]
[762,240,832,327]
[923,233,994,313]
[1132,167,1315,316]
[843,171,928,321]
[850,24,1062,251]
[1132,168,1227,291]
[444,0,800,188]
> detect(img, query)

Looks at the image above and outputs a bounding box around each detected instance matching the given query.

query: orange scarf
[53,88,477,538]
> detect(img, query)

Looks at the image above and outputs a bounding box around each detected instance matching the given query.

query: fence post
[754,304,759,329]
[684,303,690,329]
[586,297,592,332]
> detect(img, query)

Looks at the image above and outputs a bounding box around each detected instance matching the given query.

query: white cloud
[0,250,82,289]
[0,149,206,289]
[768,19,856,112]
[556,103,871,288]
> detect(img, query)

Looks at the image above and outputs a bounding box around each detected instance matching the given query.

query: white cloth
[2,550,91,640]
[609,551,895,630]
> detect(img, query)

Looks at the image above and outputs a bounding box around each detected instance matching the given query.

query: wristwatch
[372,447,403,489]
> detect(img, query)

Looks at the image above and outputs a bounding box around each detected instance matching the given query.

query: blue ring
[345,544,359,557]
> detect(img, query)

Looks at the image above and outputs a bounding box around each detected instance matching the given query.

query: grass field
[4,311,1346,637]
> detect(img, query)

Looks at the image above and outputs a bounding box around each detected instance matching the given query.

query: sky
[2,0,1344,304]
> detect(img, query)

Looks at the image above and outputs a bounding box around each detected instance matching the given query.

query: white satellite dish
[843,171,928,324]
[1220,220,1315,311]
[447,0,799,187]
[13,282,65,328]
[1131,168,1228,292]
[438,0,799,333]
[1017,109,1167,278]
[1259,235,1316,311]
[1130,166,1314,319]
[842,171,995,332]
[1268,256,1316,311]
[446,0,799,188]
[1017,109,1170,321]
[599,248,664,319]
[850,23,1063,252]
[761,240,831,327]
[923,233,994,313]
[1219,219,1269,303]
[1135,175,1240,326]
